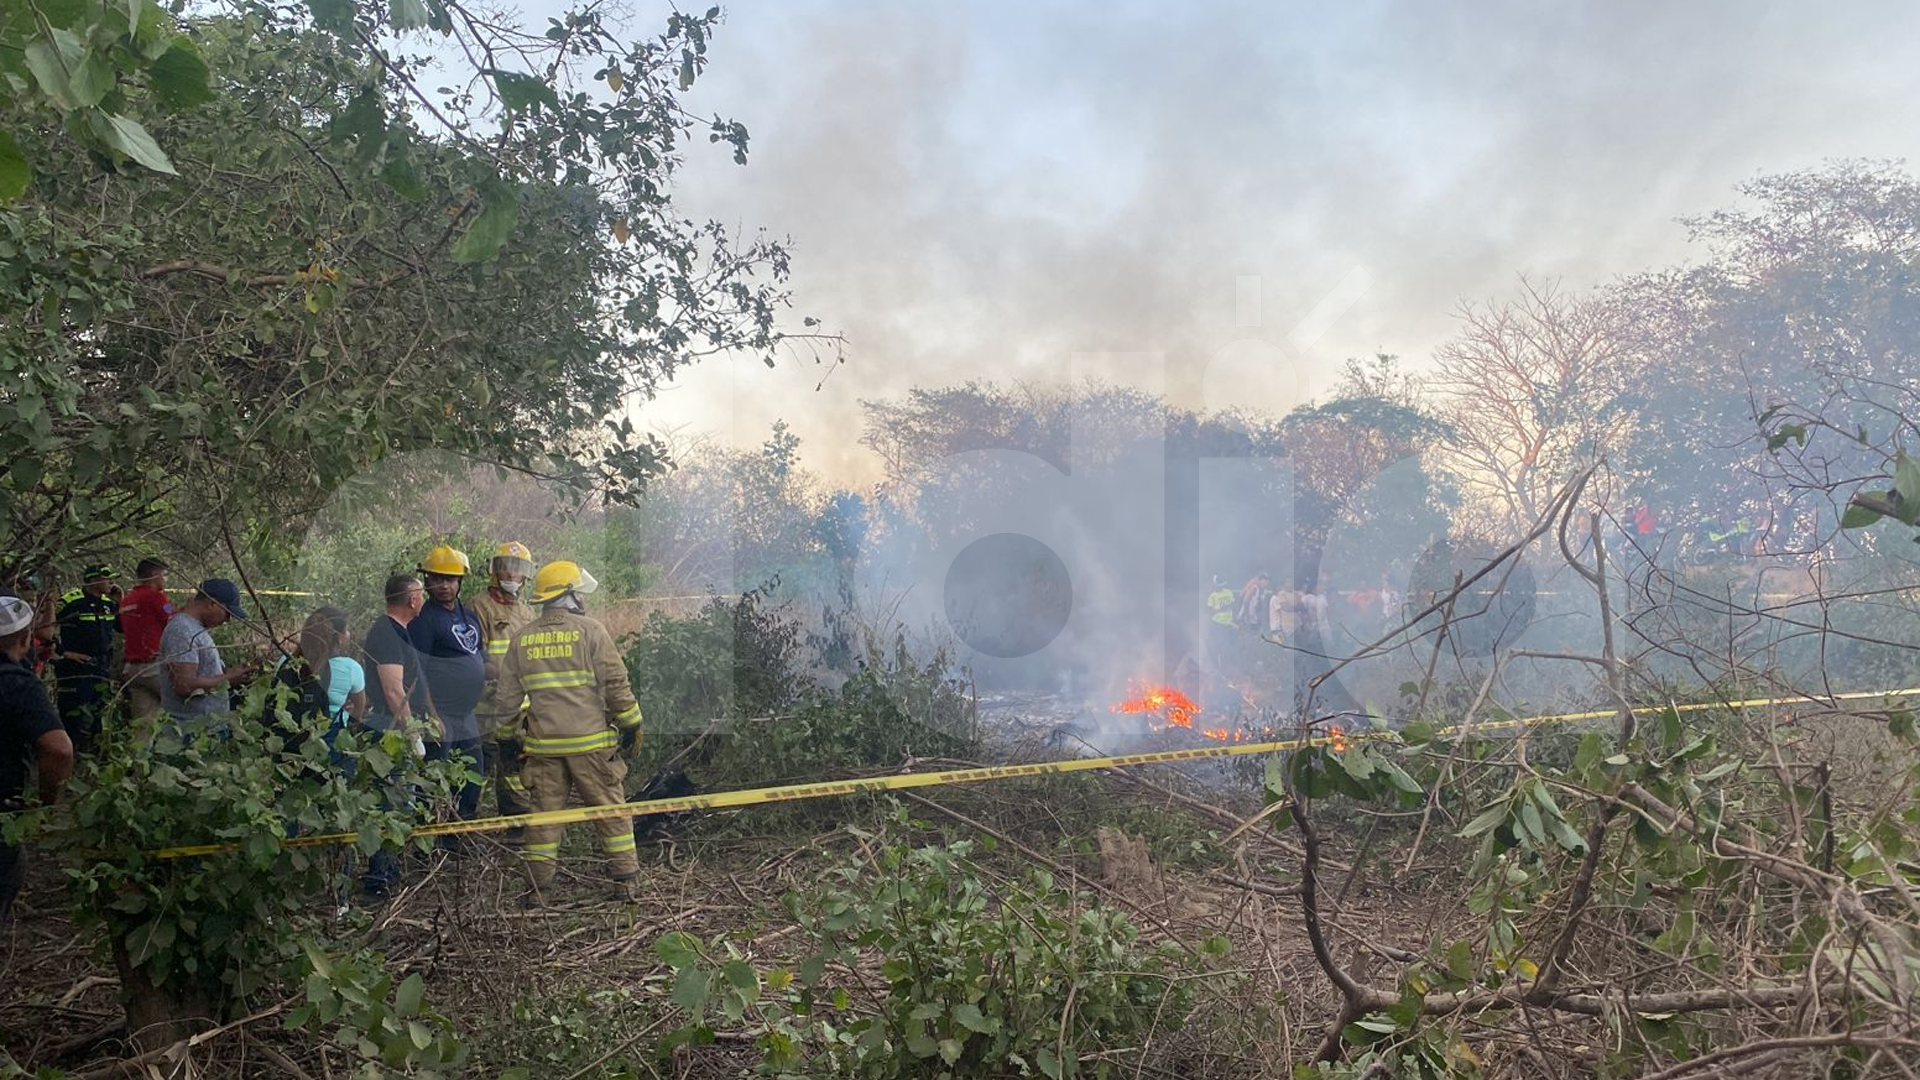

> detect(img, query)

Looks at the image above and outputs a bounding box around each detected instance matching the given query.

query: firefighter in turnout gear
[473,542,538,825]
[53,564,119,755]
[495,560,643,899]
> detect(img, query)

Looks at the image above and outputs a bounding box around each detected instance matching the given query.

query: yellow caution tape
[151,686,1920,859]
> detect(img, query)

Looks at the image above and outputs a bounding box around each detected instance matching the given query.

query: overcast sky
[612,0,1920,482]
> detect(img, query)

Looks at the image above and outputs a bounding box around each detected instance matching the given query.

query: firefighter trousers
[520,749,637,886]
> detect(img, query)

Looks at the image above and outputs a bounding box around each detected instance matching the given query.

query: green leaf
[1549,815,1589,854]
[307,0,356,33]
[671,967,709,1014]
[1445,939,1473,980]
[796,953,827,987]
[380,126,428,200]
[150,40,215,109]
[1375,757,1423,796]
[407,1019,433,1050]
[1334,746,1375,782]
[126,916,176,964]
[1262,753,1286,800]
[655,931,700,969]
[1765,423,1806,451]
[720,959,760,1000]
[1036,1047,1062,1079]
[1572,732,1603,776]
[394,972,423,1015]
[364,745,393,777]
[1841,501,1885,529]
[0,130,27,202]
[69,52,116,109]
[952,1002,999,1034]
[450,177,519,264]
[1459,801,1509,839]
[1896,453,1920,525]
[25,32,86,110]
[90,110,175,174]
[127,0,173,58]
[1518,799,1545,844]
[938,1038,963,1065]
[487,68,559,113]
[389,0,430,30]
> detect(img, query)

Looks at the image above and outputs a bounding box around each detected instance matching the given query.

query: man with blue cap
[157,579,256,730]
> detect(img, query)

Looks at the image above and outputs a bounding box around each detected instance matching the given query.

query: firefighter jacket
[55,589,118,676]
[495,606,641,756]
[472,589,537,730]
[1207,587,1237,627]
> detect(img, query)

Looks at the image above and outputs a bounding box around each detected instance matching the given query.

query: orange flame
[1326,724,1348,752]
[1110,683,1201,729]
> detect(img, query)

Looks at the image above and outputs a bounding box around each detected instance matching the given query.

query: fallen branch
[1635,1032,1920,1080]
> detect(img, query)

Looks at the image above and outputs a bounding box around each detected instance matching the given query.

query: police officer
[53,564,119,754]
[496,560,642,901]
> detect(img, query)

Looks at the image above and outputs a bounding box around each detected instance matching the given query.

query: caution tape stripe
[150,687,1920,859]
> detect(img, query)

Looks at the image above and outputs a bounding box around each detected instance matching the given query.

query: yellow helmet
[530,560,600,603]
[490,541,535,580]
[420,544,471,577]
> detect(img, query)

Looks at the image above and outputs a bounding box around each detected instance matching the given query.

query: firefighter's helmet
[530,560,599,603]
[420,544,471,577]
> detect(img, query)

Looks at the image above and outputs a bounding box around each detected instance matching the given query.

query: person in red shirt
[118,558,174,726]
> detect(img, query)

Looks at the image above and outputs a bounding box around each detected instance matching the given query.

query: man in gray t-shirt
[158,579,254,725]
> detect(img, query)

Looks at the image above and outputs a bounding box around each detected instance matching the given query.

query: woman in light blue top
[297,607,367,730]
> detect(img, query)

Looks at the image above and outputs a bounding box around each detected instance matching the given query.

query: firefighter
[472,542,538,825]
[409,544,487,823]
[496,560,643,900]
[1204,574,1237,675]
[53,564,119,755]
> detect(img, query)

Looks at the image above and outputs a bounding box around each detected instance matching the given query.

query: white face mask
[499,580,522,597]
[552,593,586,615]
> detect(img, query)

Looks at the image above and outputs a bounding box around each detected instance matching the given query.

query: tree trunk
[112,937,213,1056]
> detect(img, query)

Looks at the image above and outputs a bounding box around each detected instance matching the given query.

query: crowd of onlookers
[1,543,553,921]
[1207,570,1399,646]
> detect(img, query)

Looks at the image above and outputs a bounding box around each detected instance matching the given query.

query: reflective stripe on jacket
[495,606,641,756]
[472,590,537,729]
[1207,588,1237,627]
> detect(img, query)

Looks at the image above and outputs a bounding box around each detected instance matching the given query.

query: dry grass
[0,762,1472,1079]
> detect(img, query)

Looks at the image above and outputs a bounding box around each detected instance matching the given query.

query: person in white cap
[0,593,73,925]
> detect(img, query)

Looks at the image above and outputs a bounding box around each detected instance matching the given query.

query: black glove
[618,726,639,758]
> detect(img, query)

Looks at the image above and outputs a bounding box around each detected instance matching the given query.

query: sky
[606,0,1920,482]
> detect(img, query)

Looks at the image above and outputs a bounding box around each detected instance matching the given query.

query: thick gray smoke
[652,0,1920,481]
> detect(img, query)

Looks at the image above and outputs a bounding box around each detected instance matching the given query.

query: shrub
[654,820,1211,1079]
[46,678,471,1054]
[627,591,980,790]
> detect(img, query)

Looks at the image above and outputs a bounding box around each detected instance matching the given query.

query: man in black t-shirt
[359,574,431,899]
[363,574,432,733]
[2,595,74,925]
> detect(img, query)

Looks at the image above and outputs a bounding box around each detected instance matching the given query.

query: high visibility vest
[1207,588,1237,627]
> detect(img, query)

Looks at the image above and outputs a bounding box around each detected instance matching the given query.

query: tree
[1620,161,1920,556]
[1430,279,1631,540]
[1,1,826,584]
